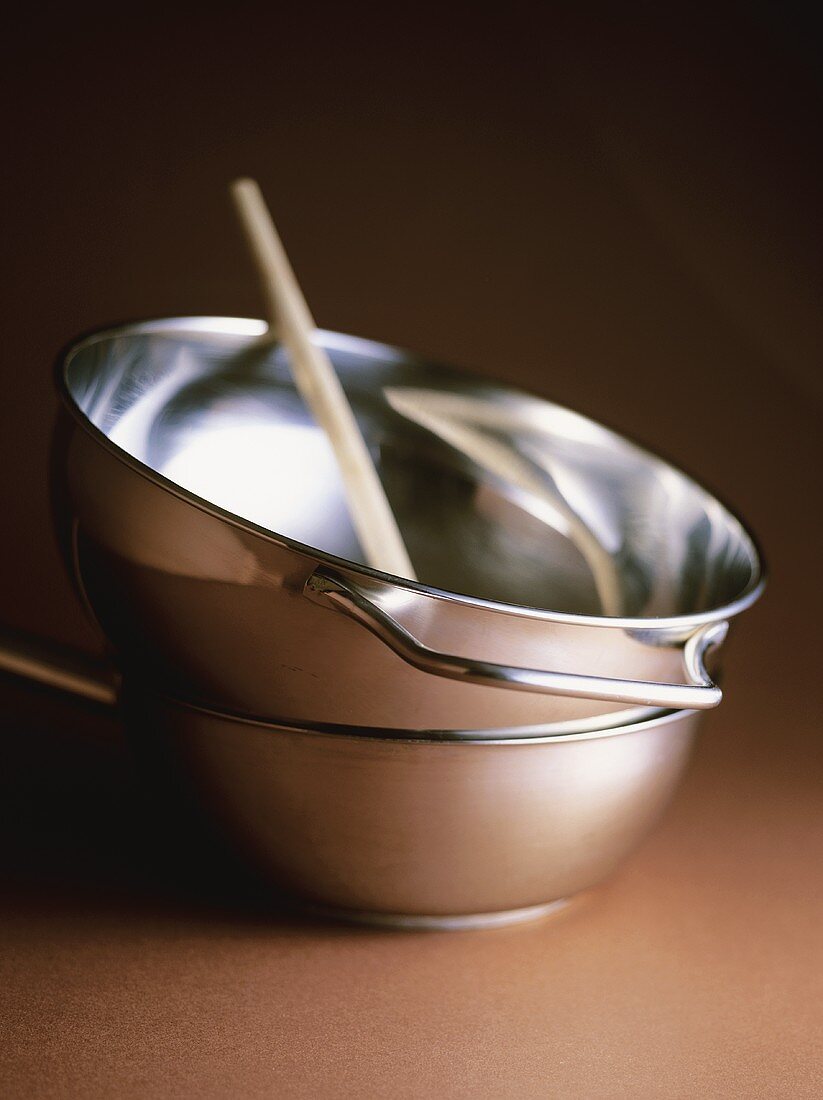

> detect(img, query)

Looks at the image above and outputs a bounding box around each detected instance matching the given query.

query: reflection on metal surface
[163,422,350,552]
[300,897,571,931]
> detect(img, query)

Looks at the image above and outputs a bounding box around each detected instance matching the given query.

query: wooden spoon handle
[231,179,416,581]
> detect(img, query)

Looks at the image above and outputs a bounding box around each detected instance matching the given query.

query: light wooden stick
[230,178,416,581]
[385,388,623,616]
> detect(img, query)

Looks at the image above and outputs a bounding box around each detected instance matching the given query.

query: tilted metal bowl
[123,689,704,928]
[53,318,763,730]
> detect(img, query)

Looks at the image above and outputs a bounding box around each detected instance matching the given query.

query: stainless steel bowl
[0,625,701,929]
[124,691,703,928]
[54,317,763,730]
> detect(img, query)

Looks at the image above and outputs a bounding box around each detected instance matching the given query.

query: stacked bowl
[52,318,764,927]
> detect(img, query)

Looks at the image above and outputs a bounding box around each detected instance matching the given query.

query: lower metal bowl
[125,692,701,928]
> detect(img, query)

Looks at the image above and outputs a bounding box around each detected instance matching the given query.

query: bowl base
[300,897,570,931]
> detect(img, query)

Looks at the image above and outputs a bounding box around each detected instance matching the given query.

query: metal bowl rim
[132,686,697,745]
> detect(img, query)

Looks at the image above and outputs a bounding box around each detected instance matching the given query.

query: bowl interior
[62,320,761,618]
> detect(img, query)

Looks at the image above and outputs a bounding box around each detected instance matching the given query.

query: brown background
[1,6,821,1097]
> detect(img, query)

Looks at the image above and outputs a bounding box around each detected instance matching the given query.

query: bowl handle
[0,626,119,707]
[305,568,728,711]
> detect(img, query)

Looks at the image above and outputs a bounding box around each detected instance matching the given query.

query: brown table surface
[1,10,821,1097]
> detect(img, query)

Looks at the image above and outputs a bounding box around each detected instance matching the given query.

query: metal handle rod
[305,568,728,711]
[0,628,119,706]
